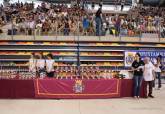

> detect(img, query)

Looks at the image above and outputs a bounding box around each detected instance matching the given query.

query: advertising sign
[125,51,165,67]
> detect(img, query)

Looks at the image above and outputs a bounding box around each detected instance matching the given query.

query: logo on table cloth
[73,80,85,93]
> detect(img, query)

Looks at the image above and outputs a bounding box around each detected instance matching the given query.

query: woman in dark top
[132,53,145,98]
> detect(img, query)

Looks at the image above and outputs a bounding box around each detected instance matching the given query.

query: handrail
[0,21,164,43]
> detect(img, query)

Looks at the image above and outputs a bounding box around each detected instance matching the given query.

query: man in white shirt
[143,57,155,98]
[45,54,55,78]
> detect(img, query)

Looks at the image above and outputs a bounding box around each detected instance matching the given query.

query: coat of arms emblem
[126,52,134,65]
[73,80,84,93]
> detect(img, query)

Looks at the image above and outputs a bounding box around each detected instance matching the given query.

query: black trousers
[37,68,46,77]
[47,71,54,78]
[146,81,153,96]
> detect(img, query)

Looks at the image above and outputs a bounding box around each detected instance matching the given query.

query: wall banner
[124,51,165,67]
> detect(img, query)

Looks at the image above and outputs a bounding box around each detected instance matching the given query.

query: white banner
[124,51,136,67]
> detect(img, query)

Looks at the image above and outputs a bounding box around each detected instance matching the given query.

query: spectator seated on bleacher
[160,24,165,38]
[0,17,5,34]
[82,16,90,35]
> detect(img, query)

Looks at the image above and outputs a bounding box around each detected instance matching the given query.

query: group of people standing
[28,51,163,98]
[132,53,164,99]
[29,52,55,78]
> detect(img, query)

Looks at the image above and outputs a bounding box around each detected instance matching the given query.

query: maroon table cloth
[34,79,121,99]
[0,79,146,99]
[0,79,35,98]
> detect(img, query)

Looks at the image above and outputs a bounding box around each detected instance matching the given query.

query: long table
[0,79,146,99]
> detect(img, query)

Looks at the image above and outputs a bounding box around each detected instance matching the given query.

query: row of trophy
[0,66,119,80]
[0,68,17,79]
[0,68,36,79]
[18,68,36,79]
[55,66,115,79]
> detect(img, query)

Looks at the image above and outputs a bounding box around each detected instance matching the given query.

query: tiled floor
[0,84,165,114]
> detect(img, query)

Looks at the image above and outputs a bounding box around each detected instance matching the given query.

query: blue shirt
[83,18,89,29]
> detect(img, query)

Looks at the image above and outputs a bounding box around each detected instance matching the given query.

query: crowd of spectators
[0,2,90,36]
[129,6,165,37]
[0,2,165,37]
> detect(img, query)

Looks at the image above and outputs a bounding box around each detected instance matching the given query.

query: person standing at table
[46,54,55,78]
[36,52,46,78]
[143,57,155,98]
[153,55,164,89]
[132,53,145,98]
[29,52,37,72]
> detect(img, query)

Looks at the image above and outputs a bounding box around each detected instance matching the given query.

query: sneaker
[148,95,154,98]
[144,96,148,99]
[134,96,137,99]
[158,86,162,88]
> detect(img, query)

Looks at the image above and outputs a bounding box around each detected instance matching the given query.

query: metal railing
[0,21,164,42]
